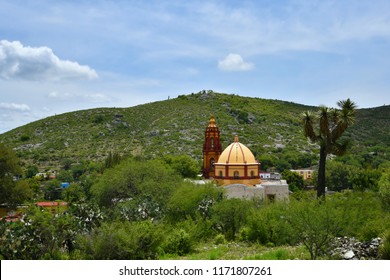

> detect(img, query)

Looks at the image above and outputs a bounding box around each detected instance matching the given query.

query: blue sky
[1,0,390,133]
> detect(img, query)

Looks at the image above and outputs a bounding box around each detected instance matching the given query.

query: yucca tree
[302,99,357,198]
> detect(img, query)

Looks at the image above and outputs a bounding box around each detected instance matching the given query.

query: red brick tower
[202,116,222,178]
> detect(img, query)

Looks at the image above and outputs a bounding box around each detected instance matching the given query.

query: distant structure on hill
[202,116,289,201]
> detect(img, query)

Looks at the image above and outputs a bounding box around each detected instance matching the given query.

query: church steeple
[202,116,222,178]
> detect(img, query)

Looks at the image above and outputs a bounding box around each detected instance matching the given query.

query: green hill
[0,91,389,171]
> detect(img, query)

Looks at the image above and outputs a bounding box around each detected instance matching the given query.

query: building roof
[35,201,67,207]
[217,135,257,164]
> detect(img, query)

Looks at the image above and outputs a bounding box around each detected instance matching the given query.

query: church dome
[217,135,257,164]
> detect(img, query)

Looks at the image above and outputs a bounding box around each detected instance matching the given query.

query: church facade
[202,116,289,201]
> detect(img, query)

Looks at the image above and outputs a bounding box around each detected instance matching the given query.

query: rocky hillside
[0,91,389,170]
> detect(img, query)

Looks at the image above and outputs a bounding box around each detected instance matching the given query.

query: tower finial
[234,134,239,142]
[208,116,216,127]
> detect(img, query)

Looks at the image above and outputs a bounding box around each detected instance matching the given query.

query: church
[202,116,289,201]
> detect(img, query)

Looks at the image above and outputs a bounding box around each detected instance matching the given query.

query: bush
[20,134,30,142]
[0,206,77,260]
[115,195,163,221]
[288,198,343,260]
[243,212,270,244]
[284,191,390,259]
[379,230,390,260]
[244,203,296,246]
[282,170,304,192]
[247,248,290,260]
[359,219,387,241]
[211,198,252,240]
[163,155,200,178]
[91,158,180,209]
[77,221,163,259]
[163,228,194,256]
[167,182,222,222]
[214,233,227,245]
[379,171,390,211]
[329,191,386,241]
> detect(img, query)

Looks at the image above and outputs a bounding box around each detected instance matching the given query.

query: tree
[25,165,39,179]
[0,143,22,206]
[289,198,343,259]
[43,179,62,201]
[103,151,122,170]
[302,99,356,198]
[167,182,222,222]
[282,170,304,192]
[163,155,199,178]
[91,158,180,208]
[324,161,356,191]
[212,198,251,240]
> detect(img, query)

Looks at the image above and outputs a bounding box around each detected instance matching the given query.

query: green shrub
[163,155,200,178]
[244,212,270,244]
[91,158,180,209]
[214,234,227,245]
[76,221,163,259]
[379,230,390,260]
[379,171,390,211]
[245,246,310,260]
[358,219,387,241]
[247,248,290,260]
[169,216,216,244]
[208,247,225,260]
[167,182,222,222]
[329,191,386,240]
[163,228,194,256]
[20,134,30,142]
[244,203,296,246]
[0,206,78,260]
[211,198,252,240]
[288,198,343,260]
[92,114,105,124]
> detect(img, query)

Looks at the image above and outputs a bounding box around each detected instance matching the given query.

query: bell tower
[202,116,222,178]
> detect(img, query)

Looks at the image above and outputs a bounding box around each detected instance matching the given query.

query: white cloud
[48,91,73,100]
[0,102,30,111]
[0,40,98,81]
[218,53,254,71]
[48,91,110,103]
[85,93,111,103]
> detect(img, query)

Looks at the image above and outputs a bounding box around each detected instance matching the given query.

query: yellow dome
[217,135,257,164]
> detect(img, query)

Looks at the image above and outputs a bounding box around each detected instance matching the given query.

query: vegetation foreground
[1,153,390,260]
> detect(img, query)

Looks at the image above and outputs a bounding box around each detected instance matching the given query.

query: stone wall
[223,180,289,201]
[223,184,265,200]
[260,180,289,201]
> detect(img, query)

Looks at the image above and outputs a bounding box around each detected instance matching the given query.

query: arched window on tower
[210,158,215,171]
[234,171,239,179]
[250,170,255,178]
[211,138,214,148]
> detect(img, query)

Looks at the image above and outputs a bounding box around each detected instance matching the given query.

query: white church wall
[223,180,289,201]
